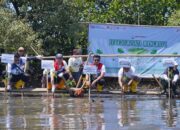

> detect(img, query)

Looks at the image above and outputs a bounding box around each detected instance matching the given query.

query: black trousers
[160,79,177,94]
[10,74,29,84]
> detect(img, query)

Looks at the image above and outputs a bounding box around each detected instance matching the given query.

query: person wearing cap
[161,61,179,95]
[50,54,72,95]
[118,61,139,93]
[18,47,25,56]
[7,53,29,91]
[17,47,42,87]
[17,46,42,61]
[174,61,179,71]
[68,48,83,83]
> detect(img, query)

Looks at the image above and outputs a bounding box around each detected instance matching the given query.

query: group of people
[118,59,179,96]
[3,47,180,97]
[4,47,106,97]
[41,49,106,97]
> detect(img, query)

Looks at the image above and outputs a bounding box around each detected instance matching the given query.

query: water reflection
[118,98,139,127]
[0,95,180,130]
[160,99,178,127]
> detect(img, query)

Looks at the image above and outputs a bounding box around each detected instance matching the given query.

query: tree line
[0,0,180,55]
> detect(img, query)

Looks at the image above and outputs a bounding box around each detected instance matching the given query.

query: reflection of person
[160,99,178,127]
[49,98,60,129]
[118,99,137,127]
[7,53,29,91]
[68,48,83,83]
[118,61,140,93]
[160,62,179,95]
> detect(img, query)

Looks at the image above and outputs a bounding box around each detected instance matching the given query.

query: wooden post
[167,68,171,99]
[4,64,8,92]
[46,71,49,95]
[88,74,91,103]
[152,74,163,91]
[76,52,93,88]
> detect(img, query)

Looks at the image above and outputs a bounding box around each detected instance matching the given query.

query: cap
[174,61,178,66]
[162,58,176,67]
[18,47,25,51]
[119,59,131,68]
[55,53,63,59]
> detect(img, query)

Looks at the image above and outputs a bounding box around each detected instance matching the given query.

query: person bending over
[51,54,72,95]
[118,61,140,94]
[161,62,179,96]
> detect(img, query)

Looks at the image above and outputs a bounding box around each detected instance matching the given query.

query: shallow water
[0,95,180,130]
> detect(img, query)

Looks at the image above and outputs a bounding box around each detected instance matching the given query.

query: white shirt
[7,57,26,73]
[98,64,106,73]
[118,66,135,79]
[11,63,25,75]
[95,64,106,76]
[68,57,82,72]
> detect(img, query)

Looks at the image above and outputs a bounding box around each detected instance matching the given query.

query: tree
[9,0,85,55]
[6,0,178,56]
[0,7,42,54]
[168,9,180,26]
[78,0,177,25]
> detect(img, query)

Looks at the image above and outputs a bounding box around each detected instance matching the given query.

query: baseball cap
[119,59,131,68]
[55,53,63,59]
[18,47,25,51]
[174,61,178,66]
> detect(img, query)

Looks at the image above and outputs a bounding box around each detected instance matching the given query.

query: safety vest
[54,60,65,73]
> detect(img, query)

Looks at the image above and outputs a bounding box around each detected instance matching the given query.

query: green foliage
[168,9,180,25]
[10,0,86,55]
[65,79,76,88]
[0,0,178,56]
[0,7,42,54]
[79,0,176,25]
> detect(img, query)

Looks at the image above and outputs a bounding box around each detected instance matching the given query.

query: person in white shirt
[118,61,139,93]
[68,48,83,83]
[160,61,179,95]
[7,53,29,91]
[69,54,106,97]
[87,54,106,88]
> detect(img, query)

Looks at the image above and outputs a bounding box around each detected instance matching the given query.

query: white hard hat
[162,58,176,67]
[174,61,178,66]
[119,59,131,68]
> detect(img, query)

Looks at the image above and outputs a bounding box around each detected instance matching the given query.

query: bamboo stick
[41,54,180,59]
[1,54,180,59]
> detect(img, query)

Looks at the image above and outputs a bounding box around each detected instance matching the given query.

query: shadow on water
[0,95,180,130]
